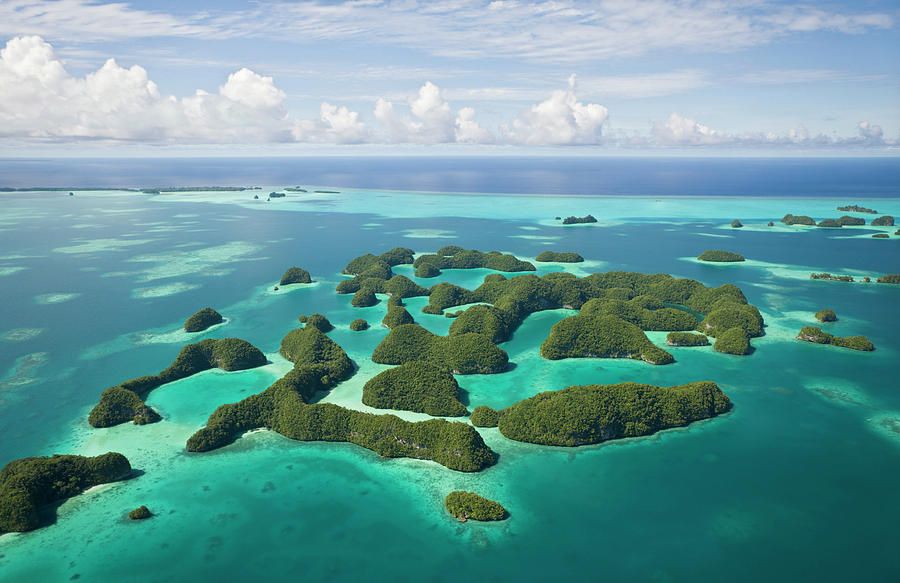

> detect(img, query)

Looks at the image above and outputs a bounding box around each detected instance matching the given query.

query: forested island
[363,362,467,417]
[184,307,223,333]
[837,205,877,213]
[535,251,584,263]
[697,250,745,262]
[781,214,816,226]
[797,327,874,351]
[815,309,837,323]
[279,267,312,285]
[0,453,132,532]
[445,491,506,521]
[561,214,598,225]
[666,332,710,346]
[89,338,267,427]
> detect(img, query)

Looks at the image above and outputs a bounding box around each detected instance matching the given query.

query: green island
[470,406,500,427]
[837,216,865,226]
[731,219,743,228]
[349,318,369,331]
[298,313,335,332]
[666,332,710,346]
[382,304,415,329]
[129,505,151,520]
[336,248,427,296]
[185,325,495,472]
[713,327,752,355]
[815,309,837,323]
[184,307,223,332]
[88,338,267,427]
[872,233,889,239]
[412,247,536,276]
[781,214,816,226]
[352,288,378,307]
[810,273,853,282]
[535,251,585,263]
[541,313,675,364]
[797,327,874,351]
[817,219,842,228]
[268,191,286,198]
[877,273,900,284]
[279,267,312,285]
[496,381,732,446]
[415,262,441,278]
[362,361,467,417]
[697,250,745,262]
[561,215,597,225]
[142,186,257,193]
[445,491,506,522]
[372,324,509,374]
[837,205,877,213]
[0,453,132,532]
[872,215,894,226]
[284,186,307,192]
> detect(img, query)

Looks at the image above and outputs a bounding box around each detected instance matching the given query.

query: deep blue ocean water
[0,157,898,582]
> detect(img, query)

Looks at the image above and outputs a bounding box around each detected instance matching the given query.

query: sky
[0,0,898,156]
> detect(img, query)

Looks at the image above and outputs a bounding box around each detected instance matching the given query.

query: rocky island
[445,491,506,522]
[184,307,223,333]
[279,267,312,285]
[797,327,874,351]
[781,214,816,226]
[815,309,837,323]
[561,214,598,225]
[535,251,585,263]
[362,361,467,417]
[697,250,745,262]
[837,205,878,213]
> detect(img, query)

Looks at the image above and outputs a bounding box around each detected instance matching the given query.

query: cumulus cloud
[374,81,491,144]
[501,75,608,145]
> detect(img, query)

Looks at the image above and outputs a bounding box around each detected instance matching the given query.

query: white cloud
[455,107,492,144]
[219,68,286,110]
[501,75,608,145]
[651,112,730,146]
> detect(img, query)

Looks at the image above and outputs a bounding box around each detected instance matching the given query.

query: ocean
[0,156,898,581]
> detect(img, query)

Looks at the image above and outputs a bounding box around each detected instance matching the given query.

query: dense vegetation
[469,406,500,427]
[877,273,900,284]
[872,233,889,239]
[561,215,597,225]
[372,324,509,374]
[279,267,312,285]
[697,303,763,338]
[713,327,751,355]
[837,216,865,226]
[186,327,495,471]
[299,313,335,332]
[362,362,467,416]
[697,250,745,262]
[415,263,441,278]
[498,381,731,446]
[184,307,223,333]
[837,205,877,213]
[817,219,842,228]
[382,304,415,329]
[349,318,369,331]
[810,273,853,282]
[0,453,132,532]
[89,338,267,428]
[666,332,710,346]
[352,288,378,307]
[129,505,151,520]
[535,251,584,263]
[815,309,837,323]
[336,247,417,294]
[731,219,743,228]
[412,248,536,275]
[445,491,506,521]
[541,314,674,364]
[797,327,874,351]
[872,215,894,226]
[781,214,816,226]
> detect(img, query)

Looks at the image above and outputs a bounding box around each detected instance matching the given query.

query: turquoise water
[1,179,900,581]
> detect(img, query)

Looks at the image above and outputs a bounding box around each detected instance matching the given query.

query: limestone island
[877,273,900,284]
[280,267,312,285]
[129,505,151,520]
[445,491,506,522]
[284,187,307,192]
[349,318,369,331]
[872,233,889,239]
[470,406,500,427]
[810,273,853,282]
[562,215,598,225]
[535,251,585,263]
[89,338,267,427]
[185,324,496,472]
[713,327,752,355]
[797,326,874,351]
[497,381,732,446]
[815,309,837,323]
[666,332,710,346]
[731,220,743,228]
[268,191,286,198]
[837,216,865,226]
[817,219,843,228]
[184,307,223,333]
[0,452,132,532]
[363,361,467,417]
[382,304,415,329]
[837,205,878,214]
[781,214,816,226]
[698,250,745,262]
[373,324,509,374]
[872,215,894,226]
[412,247,536,277]
[298,313,334,332]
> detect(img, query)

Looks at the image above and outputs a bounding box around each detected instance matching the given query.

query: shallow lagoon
[1,161,899,581]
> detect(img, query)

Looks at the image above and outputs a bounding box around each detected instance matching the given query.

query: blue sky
[0,0,897,155]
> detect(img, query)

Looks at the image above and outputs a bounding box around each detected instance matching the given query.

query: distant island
[797,327,874,351]
[877,273,900,284]
[184,307,223,333]
[731,220,743,228]
[815,309,837,322]
[872,215,894,226]
[781,214,816,226]
[280,267,312,285]
[837,205,878,214]
[810,273,853,282]
[0,453,132,532]
[561,214,597,225]
[697,250,745,262]
[535,251,584,263]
